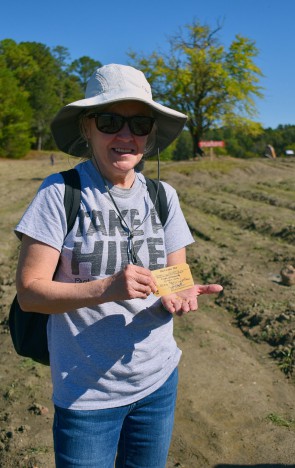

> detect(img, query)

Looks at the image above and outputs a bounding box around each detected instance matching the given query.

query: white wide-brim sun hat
[51,64,187,158]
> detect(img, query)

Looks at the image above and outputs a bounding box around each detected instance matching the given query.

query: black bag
[9,296,51,365]
[9,173,168,365]
[9,169,81,365]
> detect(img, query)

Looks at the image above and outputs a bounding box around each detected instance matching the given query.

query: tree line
[167,124,295,161]
[0,39,101,157]
[0,22,294,160]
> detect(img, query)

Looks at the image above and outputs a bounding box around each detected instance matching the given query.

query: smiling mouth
[113,147,135,154]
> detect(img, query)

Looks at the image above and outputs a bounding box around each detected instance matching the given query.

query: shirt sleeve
[14,173,68,252]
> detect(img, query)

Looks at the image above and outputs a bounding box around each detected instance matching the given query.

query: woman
[15,64,222,468]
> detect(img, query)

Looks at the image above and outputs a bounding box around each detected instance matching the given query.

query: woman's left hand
[161,284,223,316]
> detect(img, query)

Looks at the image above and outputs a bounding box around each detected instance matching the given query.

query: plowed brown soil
[0,154,294,468]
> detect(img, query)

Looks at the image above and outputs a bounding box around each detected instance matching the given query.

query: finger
[163,300,176,314]
[179,296,197,314]
[134,268,157,292]
[125,267,157,293]
[126,264,153,280]
[171,297,182,314]
[130,281,153,297]
[137,277,157,294]
[187,298,198,311]
[196,284,223,296]
[180,300,190,314]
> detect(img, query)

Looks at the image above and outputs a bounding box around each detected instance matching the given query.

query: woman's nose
[116,122,133,139]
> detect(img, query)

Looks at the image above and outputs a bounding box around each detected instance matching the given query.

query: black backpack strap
[8,168,81,367]
[60,169,81,236]
[145,177,169,227]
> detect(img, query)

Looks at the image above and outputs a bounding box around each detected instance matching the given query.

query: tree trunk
[189,129,204,158]
[37,135,42,151]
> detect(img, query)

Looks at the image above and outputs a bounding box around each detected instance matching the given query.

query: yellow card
[152,263,194,297]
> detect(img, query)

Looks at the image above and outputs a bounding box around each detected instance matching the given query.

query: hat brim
[50,94,187,158]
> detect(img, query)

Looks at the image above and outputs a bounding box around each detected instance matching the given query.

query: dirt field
[0,154,294,467]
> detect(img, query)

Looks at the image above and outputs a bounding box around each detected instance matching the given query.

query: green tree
[0,57,32,157]
[1,39,102,155]
[264,125,295,156]
[173,131,192,160]
[0,39,38,87]
[52,46,83,105]
[21,42,63,149]
[69,56,102,89]
[129,21,264,157]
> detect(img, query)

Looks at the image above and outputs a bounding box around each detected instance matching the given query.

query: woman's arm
[16,235,157,314]
[166,247,187,266]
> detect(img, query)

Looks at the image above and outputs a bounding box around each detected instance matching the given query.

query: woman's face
[86,101,151,185]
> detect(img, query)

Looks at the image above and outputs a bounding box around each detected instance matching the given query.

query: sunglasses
[88,113,155,136]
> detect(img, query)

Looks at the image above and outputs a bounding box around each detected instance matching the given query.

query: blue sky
[1,0,294,129]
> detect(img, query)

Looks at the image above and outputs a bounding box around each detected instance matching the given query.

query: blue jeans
[53,368,178,468]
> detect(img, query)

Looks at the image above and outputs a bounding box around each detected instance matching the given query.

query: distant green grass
[144,157,248,178]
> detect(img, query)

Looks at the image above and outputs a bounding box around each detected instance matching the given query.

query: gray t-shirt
[15,160,194,410]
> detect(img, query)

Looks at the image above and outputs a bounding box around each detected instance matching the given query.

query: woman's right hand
[102,264,158,302]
